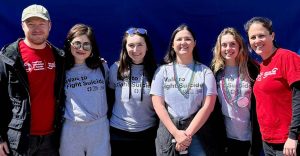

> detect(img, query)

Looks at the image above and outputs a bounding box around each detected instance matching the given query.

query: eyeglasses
[71,41,92,51]
[126,28,147,36]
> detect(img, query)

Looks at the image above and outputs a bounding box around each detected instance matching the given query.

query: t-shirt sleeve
[283,52,300,86]
[102,62,109,83]
[202,66,217,96]
[108,63,118,89]
[150,66,164,97]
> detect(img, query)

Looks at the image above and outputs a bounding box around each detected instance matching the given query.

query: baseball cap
[21,4,50,21]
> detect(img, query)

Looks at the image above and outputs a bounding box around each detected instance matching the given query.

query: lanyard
[173,61,196,98]
[129,65,144,101]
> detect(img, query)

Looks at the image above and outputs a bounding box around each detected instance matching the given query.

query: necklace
[221,69,240,107]
[173,61,196,98]
[220,69,250,108]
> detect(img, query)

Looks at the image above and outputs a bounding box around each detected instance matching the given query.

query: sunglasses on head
[71,41,92,51]
[126,28,147,36]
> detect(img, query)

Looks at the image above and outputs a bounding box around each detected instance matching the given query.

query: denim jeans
[188,135,206,156]
[156,114,206,156]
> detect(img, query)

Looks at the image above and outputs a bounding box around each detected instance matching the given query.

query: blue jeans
[156,115,206,156]
[188,135,206,156]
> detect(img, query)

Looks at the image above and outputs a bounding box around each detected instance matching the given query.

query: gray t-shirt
[150,62,217,120]
[108,62,157,132]
[216,66,251,141]
[64,63,109,122]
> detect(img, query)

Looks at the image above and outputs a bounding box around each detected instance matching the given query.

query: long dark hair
[64,23,105,71]
[163,24,200,64]
[117,27,157,84]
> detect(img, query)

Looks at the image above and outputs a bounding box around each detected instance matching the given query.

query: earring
[89,53,94,57]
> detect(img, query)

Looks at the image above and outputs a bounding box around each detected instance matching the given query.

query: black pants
[225,138,250,156]
[11,134,59,156]
[110,126,157,156]
[262,141,300,156]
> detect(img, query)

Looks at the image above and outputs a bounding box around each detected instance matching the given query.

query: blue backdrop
[1,0,300,66]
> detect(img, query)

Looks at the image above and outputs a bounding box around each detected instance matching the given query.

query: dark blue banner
[1,0,300,65]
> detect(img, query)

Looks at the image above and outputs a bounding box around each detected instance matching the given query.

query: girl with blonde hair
[211,27,262,156]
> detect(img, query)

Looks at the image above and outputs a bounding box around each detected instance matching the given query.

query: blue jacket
[0,39,65,153]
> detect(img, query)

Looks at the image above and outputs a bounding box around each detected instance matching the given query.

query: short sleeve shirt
[150,62,217,119]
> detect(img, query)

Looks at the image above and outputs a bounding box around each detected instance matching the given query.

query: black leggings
[225,138,250,156]
[110,126,157,156]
